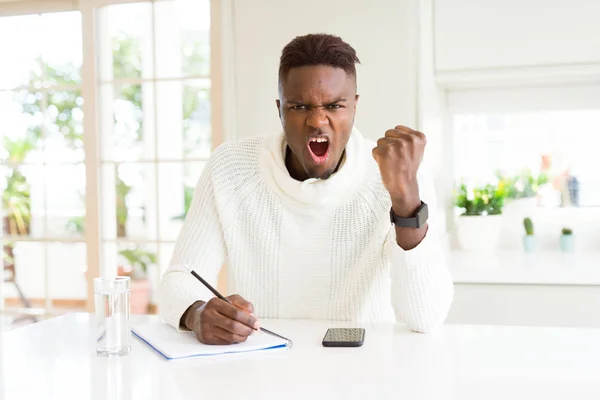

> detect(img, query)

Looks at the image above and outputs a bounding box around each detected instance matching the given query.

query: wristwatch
[389,201,429,229]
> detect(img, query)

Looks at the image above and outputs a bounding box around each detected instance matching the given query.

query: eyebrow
[286,98,347,105]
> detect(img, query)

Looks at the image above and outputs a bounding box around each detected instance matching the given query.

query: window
[1,0,214,320]
[1,11,86,314]
[448,84,600,253]
[96,0,211,313]
[454,110,600,207]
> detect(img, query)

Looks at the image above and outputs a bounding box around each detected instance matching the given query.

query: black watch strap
[389,201,428,229]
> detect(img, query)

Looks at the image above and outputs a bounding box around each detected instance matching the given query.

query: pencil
[184,264,293,346]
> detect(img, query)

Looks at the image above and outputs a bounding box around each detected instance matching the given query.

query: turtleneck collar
[258,127,368,207]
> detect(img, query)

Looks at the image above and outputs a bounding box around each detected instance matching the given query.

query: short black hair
[278,33,361,85]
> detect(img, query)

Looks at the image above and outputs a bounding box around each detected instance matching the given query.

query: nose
[306,107,329,129]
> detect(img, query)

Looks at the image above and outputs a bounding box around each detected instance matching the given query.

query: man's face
[277,65,359,180]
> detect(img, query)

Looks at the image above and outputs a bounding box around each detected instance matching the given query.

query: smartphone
[322,328,365,347]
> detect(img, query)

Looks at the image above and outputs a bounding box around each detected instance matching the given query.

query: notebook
[132,322,290,360]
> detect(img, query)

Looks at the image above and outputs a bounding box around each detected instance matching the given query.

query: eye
[290,105,308,111]
[326,104,343,110]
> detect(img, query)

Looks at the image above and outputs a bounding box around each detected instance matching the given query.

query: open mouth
[307,137,330,164]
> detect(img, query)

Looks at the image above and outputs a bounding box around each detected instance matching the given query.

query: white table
[1,313,600,400]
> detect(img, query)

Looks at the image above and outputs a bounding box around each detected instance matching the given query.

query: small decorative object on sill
[560,228,575,253]
[454,180,506,254]
[522,217,536,253]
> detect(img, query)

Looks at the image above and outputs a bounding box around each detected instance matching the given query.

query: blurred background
[1,0,599,329]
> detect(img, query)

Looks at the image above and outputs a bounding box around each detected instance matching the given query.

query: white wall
[418,0,451,231]
[434,0,600,72]
[225,0,419,142]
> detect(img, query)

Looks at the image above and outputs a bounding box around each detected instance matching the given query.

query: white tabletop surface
[1,313,600,400]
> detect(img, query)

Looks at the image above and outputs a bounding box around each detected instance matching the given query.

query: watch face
[390,201,428,228]
[416,202,429,228]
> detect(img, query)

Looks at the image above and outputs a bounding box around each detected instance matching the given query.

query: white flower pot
[456,214,504,254]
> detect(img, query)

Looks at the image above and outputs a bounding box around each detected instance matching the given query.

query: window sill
[449,250,600,285]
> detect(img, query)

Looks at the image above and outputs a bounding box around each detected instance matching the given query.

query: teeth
[310,137,328,143]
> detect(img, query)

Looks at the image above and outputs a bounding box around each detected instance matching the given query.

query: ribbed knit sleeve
[158,150,227,330]
[387,169,454,333]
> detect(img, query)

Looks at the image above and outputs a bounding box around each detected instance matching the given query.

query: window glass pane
[45,164,86,238]
[158,162,205,241]
[453,110,600,207]
[100,163,157,241]
[156,79,211,160]
[100,83,155,162]
[0,15,42,90]
[183,81,211,159]
[154,0,210,78]
[40,12,82,86]
[102,2,153,80]
[1,165,46,238]
[44,90,84,163]
[0,90,44,163]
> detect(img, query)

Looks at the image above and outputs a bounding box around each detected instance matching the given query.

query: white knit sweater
[159,128,453,333]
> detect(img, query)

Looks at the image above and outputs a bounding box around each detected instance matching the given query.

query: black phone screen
[322,328,365,347]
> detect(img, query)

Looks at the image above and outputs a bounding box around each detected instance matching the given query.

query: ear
[353,94,360,117]
[276,99,282,119]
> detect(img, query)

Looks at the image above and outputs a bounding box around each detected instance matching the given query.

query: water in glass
[94,277,132,356]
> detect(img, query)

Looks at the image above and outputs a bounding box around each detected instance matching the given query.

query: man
[159,34,453,345]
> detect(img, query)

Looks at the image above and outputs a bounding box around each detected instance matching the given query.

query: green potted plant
[3,137,34,283]
[454,181,506,253]
[3,170,32,236]
[560,228,575,253]
[501,169,548,220]
[3,174,30,288]
[117,246,156,314]
[3,137,34,237]
[501,169,548,201]
[522,217,536,253]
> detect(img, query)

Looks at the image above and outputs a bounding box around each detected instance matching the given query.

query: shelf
[449,250,600,285]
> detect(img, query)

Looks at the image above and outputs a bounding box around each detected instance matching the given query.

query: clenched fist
[183,294,260,345]
[372,125,425,217]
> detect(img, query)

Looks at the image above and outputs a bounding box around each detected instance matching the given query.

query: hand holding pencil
[181,264,292,346]
[183,294,259,345]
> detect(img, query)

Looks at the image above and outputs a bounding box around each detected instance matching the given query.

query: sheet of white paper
[132,323,288,359]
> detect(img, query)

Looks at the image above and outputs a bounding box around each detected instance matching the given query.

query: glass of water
[94,276,132,356]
